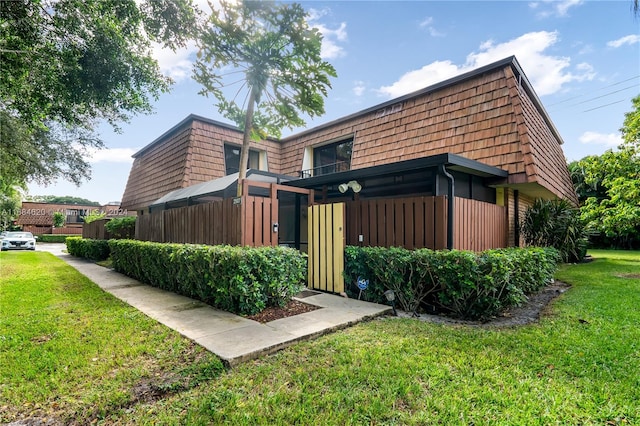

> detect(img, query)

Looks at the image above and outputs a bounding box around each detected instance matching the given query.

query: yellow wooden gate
[307,203,345,294]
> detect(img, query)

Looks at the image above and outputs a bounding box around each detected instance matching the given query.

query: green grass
[120,249,640,425]
[2,250,639,425]
[0,251,224,424]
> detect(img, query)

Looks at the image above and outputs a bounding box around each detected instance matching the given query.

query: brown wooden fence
[346,196,448,249]
[82,218,111,240]
[346,195,506,251]
[135,181,311,247]
[453,197,507,251]
[136,198,242,245]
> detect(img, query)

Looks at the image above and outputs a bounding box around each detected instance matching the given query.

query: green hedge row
[65,237,110,261]
[344,246,560,320]
[108,240,306,315]
[38,234,76,243]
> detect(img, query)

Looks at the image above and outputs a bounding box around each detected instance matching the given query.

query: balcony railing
[300,161,350,178]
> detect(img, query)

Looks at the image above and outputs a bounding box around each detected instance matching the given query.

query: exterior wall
[504,67,578,203]
[16,202,100,227]
[121,122,193,211]
[279,67,526,178]
[121,118,283,211]
[506,188,535,247]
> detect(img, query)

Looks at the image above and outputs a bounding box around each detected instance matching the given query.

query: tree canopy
[0,0,200,186]
[194,0,337,194]
[576,95,640,248]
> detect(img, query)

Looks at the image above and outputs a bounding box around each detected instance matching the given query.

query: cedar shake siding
[121,57,577,215]
[278,58,576,203]
[121,115,281,211]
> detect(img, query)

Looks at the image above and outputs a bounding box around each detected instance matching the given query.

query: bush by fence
[38,234,74,243]
[108,240,306,315]
[104,216,136,239]
[65,237,111,261]
[344,246,560,320]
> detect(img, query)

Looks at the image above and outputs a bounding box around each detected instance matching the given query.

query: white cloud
[85,147,140,164]
[352,81,366,96]
[579,131,622,147]
[529,0,584,17]
[419,16,444,37]
[308,8,348,59]
[152,41,197,83]
[378,31,596,98]
[607,34,640,48]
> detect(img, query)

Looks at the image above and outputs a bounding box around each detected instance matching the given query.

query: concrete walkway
[40,244,390,367]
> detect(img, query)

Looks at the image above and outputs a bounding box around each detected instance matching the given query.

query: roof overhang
[149,169,295,210]
[284,153,508,191]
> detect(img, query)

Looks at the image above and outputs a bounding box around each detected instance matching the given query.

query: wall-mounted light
[338,180,362,194]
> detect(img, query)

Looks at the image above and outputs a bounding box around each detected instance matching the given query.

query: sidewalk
[49,248,390,367]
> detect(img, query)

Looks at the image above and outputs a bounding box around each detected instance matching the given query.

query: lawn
[0,251,224,424]
[1,250,638,425]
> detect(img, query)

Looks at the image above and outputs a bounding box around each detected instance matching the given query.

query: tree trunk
[237,89,257,197]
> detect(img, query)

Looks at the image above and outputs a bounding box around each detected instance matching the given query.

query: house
[121,56,577,251]
[17,202,126,235]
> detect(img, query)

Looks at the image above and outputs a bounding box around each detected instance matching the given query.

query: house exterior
[17,202,125,235]
[122,56,577,249]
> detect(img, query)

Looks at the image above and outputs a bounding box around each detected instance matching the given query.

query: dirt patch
[617,273,640,279]
[395,281,572,327]
[247,300,320,323]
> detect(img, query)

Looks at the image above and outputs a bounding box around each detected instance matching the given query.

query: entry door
[307,203,345,294]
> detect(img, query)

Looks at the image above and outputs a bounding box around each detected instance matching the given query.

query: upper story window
[224,143,261,175]
[303,138,352,178]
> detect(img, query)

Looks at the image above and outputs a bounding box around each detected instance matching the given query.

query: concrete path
[39,244,390,367]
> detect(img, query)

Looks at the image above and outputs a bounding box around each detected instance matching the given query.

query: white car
[1,231,37,251]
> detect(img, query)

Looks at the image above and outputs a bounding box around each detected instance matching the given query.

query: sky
[27,0,640,205]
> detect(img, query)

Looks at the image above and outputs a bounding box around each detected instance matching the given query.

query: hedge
[65,237,110,261]
[344,246,560,320]
[37,234,75,243]
[108,240,306,315]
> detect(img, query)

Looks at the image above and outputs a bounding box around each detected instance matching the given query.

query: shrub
[521,198,589,263]
[344,246,560,321]
[83,210,106,224]
[108,240,306,315]
[52,211,65,228]
[65,237,110,261]
[37,234,75,243]
[105,216,136,239]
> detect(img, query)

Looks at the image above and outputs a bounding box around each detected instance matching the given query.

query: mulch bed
[247,300,320,323]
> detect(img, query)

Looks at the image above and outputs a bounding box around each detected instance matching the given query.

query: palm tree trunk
[237,89,257,197]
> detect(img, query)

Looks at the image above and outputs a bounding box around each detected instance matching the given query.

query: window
[312,138,353,177]
[224,144,261,175]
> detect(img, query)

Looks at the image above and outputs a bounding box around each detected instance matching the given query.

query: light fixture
[338,180,362,194]
[384,289,397,316]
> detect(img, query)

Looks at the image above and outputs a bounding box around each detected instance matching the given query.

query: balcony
[300,161,350,178]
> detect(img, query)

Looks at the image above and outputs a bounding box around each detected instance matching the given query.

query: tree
[578,95,640,248]
[194,0,336,196]
[24,195,100,206]
[52,212,65,228]
[0,0,200,186]
[0,178,24,231]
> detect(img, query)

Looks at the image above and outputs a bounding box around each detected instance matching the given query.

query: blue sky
[28,0,640,205]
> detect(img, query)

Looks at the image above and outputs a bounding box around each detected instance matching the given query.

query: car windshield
[4,232,34,238]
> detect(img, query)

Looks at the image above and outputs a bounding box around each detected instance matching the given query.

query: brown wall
[122,119,283,211]
[279,68,526,178]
